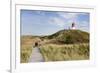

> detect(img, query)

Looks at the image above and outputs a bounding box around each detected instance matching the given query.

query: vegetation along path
[29,47,44,62]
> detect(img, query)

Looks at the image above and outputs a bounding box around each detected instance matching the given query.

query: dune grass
[40,43,89,62]
[21,44,32,63]
[20,36,33,63]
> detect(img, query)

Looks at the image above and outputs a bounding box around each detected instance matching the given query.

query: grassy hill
[41,30,89,44]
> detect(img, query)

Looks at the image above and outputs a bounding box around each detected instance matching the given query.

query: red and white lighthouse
[71,22,76,29]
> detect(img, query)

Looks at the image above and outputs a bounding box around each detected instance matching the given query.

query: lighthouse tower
[71,22,76,29]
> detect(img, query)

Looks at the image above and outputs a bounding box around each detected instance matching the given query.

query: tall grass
[21,45,32,63]
[40,43,89,61]
[20,36,33,63]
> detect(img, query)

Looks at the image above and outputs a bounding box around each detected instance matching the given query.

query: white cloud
[57,12,78,20]
[47,12,79,28]
[50,17,66,27]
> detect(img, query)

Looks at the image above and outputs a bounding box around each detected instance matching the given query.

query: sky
[21,9,90,36]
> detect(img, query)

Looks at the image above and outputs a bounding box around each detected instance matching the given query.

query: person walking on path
[29,42,44,62]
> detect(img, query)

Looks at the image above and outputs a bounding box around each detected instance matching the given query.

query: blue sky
[21,10,90,36]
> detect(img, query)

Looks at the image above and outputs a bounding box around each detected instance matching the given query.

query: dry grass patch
[40,43,89,62]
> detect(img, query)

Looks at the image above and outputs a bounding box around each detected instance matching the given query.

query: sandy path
[29,47,44,62]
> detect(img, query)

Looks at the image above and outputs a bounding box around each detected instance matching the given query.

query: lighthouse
[71,22,76,29]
